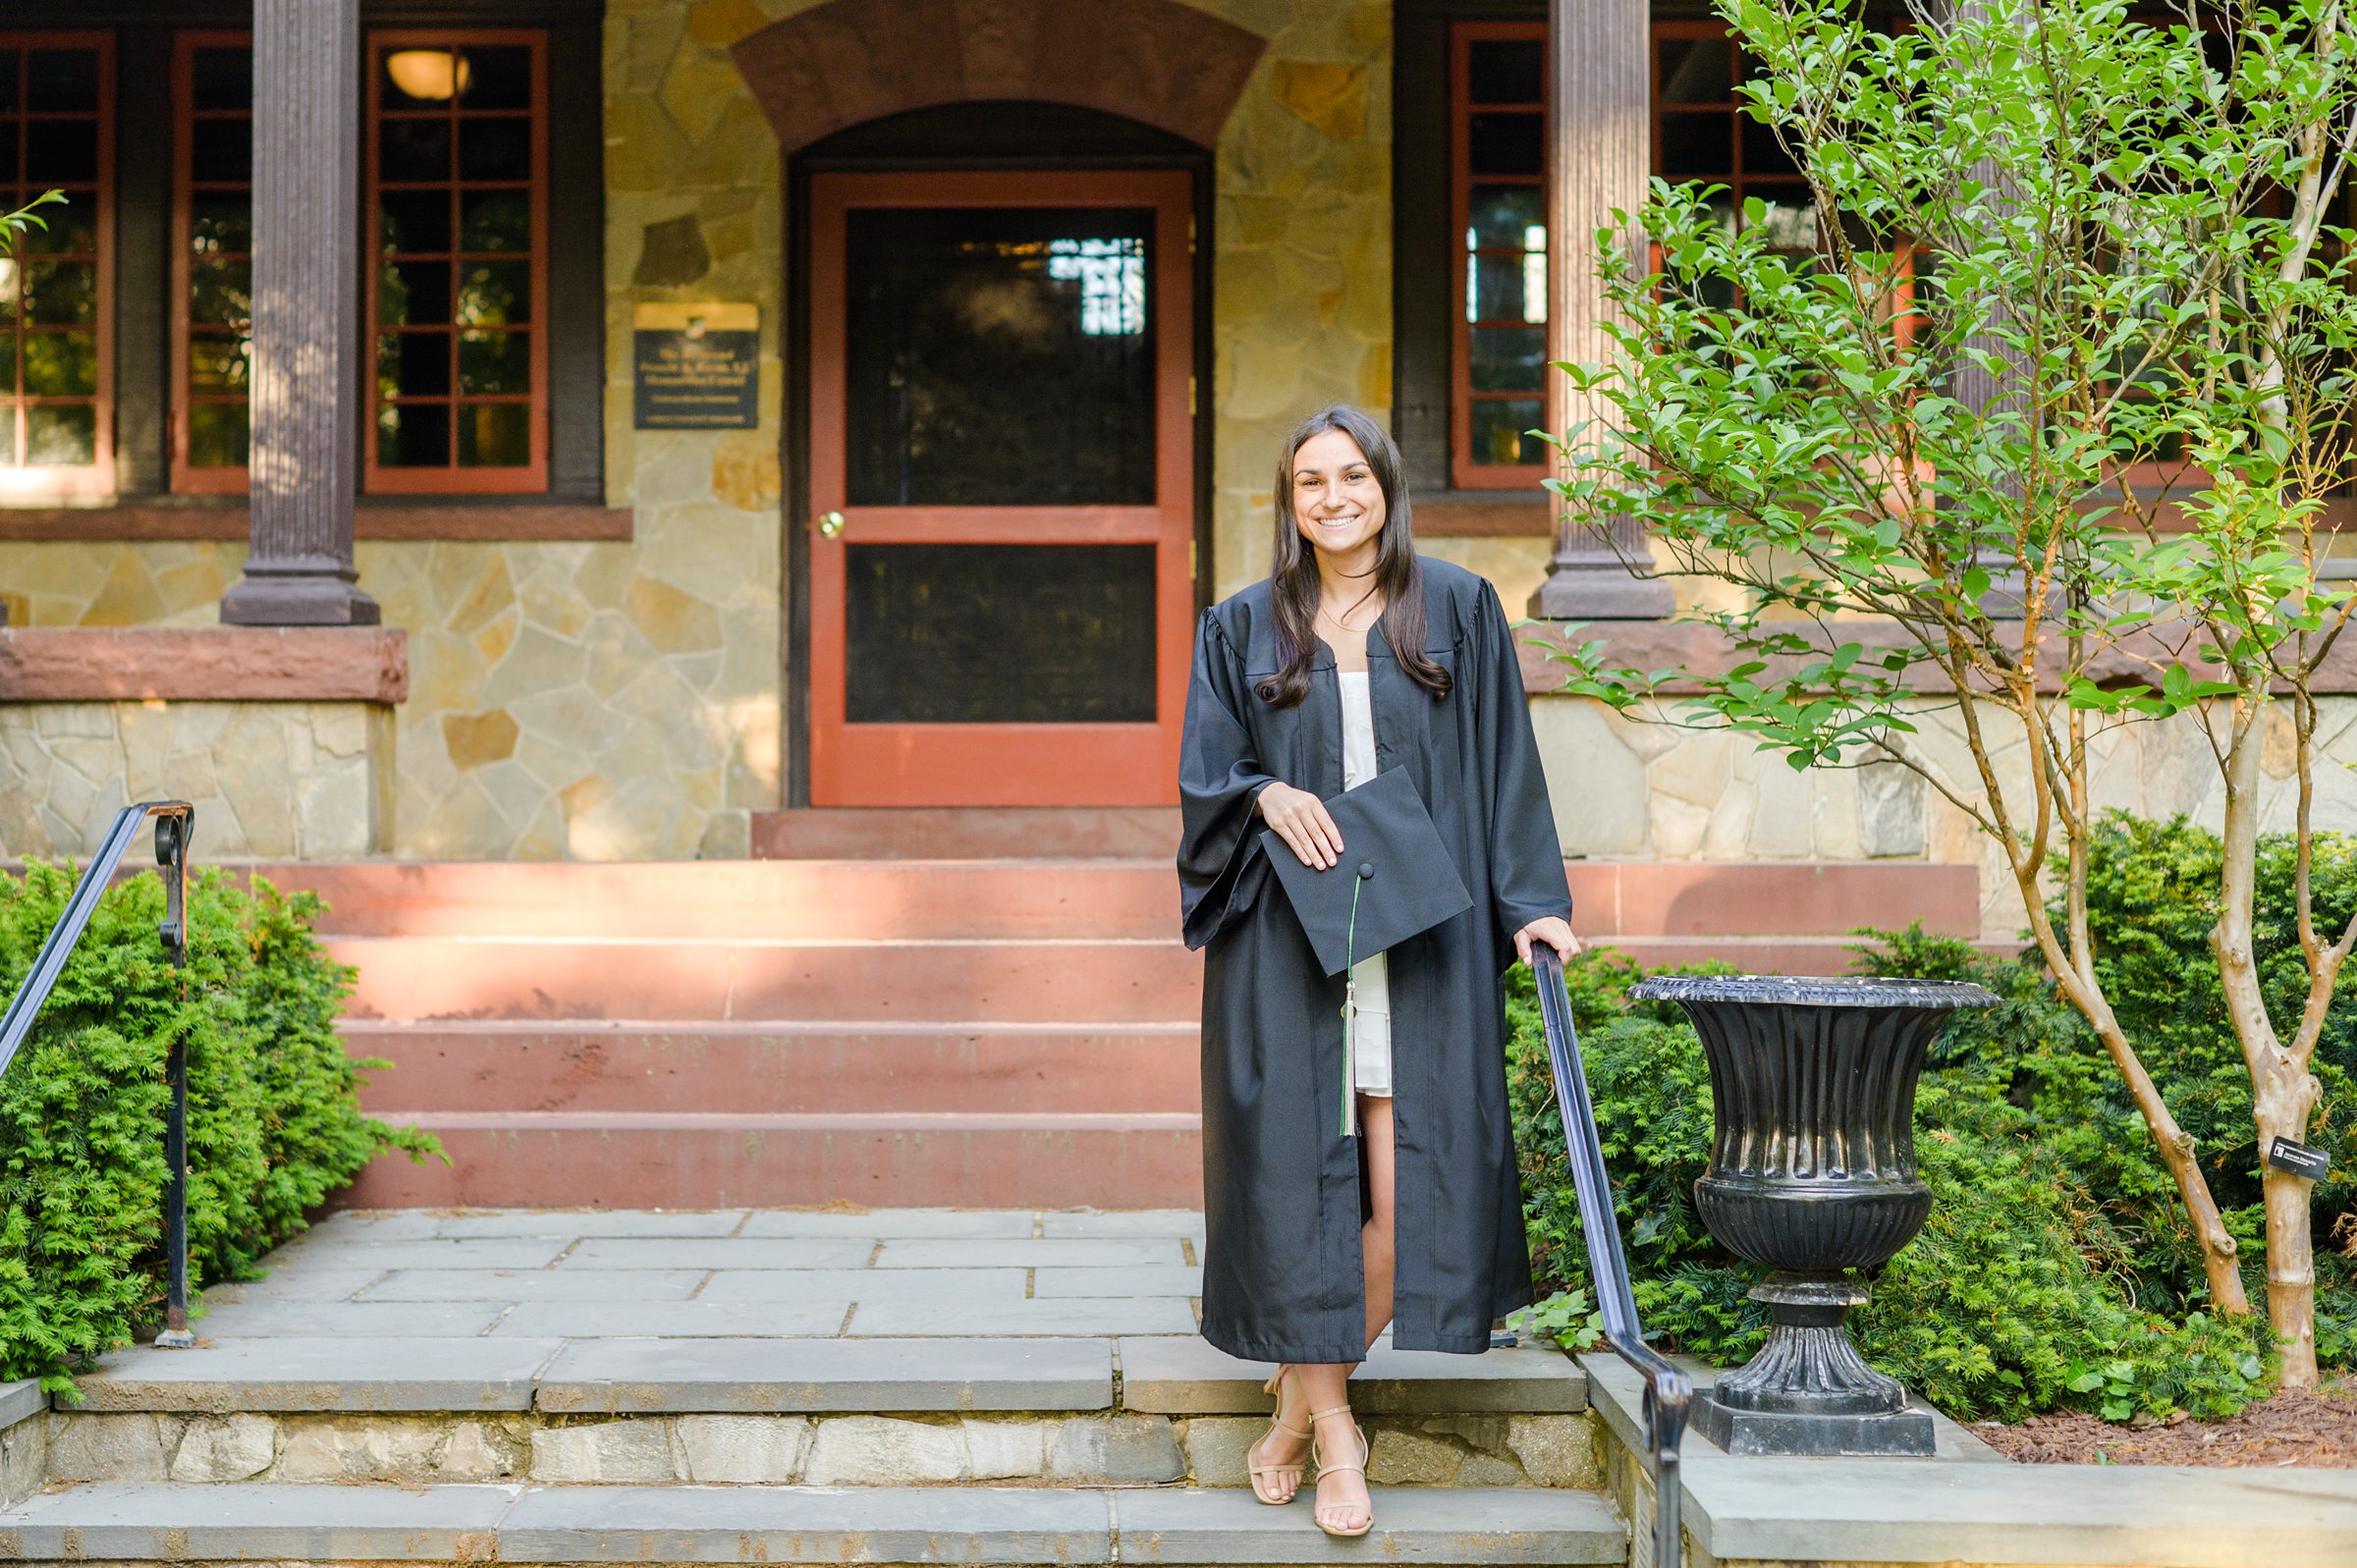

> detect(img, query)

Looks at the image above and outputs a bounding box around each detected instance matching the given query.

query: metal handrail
[1531,947,1691,1568]
[0,801,197,1347]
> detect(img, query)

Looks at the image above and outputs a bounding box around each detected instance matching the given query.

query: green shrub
[0,862,434,1393]
[1508,827,2321,1423]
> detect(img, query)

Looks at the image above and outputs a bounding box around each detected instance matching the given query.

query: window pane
[457,259,529,325]
[458,116,530,183]
[24,329,93,396]
[191,257,251,327]
[0,330,16,394]
[23,202,94,255]
[381,189,452,254]
[24,260,92,326]
[380,260,453,325]
[458,400,527,466]
[1470,254,1537,322]
[459,46,530,110]
[187,401,248,466]
[24,120,96,185]
[378,401,451,465]
[1469,326,1546,393]
[1468,38,1543,106]
[382,49,465,111]
[0,54,20,116]
[846,543,1158,724]
[189,334,249,395]
[459,328,528,394]
[190,118,250,184]
[1468,185,1543,247]
[27,50,96,113]
[1469,399,1543,465]
[0,122,19,179]
[1467,112,1542,177]
[192,193,250,254]
[845,206,1156,508]
[379,118,451,183]
[1742,114,1801,179]
[1658,35,1736,104]
[380,330,452,397]
[26,403,93,465]
[458,189,528,252]
[191,46,250,112]
[1660,111,1732,177]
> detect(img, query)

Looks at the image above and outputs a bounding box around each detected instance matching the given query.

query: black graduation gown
[1178,558,1572,1362]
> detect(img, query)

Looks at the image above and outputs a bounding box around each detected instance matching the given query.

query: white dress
[1339,671,1392,1098]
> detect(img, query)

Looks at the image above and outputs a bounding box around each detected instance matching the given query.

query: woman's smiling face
[1290,428,1387,564]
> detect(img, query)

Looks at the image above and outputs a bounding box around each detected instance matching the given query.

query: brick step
[753,807,1185,859]
[233,858,1979,943]
[0,1484,1626,1561]
[329,938,1202,1024]
[252,860,1179,941]
[343,1022,1202,1114]
[343,1112,1206,1208]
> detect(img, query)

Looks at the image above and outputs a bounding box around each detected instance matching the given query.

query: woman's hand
[1513,917,1581,967]
[1256,782,1343,870]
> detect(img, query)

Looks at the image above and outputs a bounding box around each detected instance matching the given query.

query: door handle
[817,511,846,539]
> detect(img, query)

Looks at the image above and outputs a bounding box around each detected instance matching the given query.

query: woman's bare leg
[1291,1094,1394,1532]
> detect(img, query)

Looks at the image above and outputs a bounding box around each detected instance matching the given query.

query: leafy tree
[1549,0,2357,1381]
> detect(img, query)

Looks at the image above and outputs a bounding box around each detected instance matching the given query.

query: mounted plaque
[632,302,760,429]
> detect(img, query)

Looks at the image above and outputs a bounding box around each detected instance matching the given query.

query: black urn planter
[1626,974,1997,1456]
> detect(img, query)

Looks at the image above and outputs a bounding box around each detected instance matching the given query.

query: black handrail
[0,801,196,1347]
[1531,947,1691,1568]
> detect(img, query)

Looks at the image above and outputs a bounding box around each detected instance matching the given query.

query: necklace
[1318,598,1382,634]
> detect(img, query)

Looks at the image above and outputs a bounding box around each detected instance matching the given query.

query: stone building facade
[0,0,2341,945]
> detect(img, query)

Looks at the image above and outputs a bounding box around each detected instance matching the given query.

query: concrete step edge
[0,1483,1628,1564]
[372,1110,1205,1132]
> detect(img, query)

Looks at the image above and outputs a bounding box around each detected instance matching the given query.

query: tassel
[1340,874,1364,1139]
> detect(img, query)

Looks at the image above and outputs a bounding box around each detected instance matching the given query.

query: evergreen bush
[0,862,434,1392]
[1507,813,2345,1422]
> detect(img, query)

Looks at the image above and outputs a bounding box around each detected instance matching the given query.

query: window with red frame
[173,30,250,492]
[1653,23,1817,290]
[0,34,111,489]
[1451,22,1548,489]
[367,30,546,494]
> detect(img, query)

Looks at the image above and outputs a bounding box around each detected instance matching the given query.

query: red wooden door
[808,169,1194,807]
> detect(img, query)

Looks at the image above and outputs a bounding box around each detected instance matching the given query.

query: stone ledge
[0,1382,39,1434]
[0,1482,1624,1563]
[0,627,408,703]
[1580,1355,2357,1567]
[0,501,632,542]
[1516,616,2357,697]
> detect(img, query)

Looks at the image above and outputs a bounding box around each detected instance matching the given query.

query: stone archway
[731,0,1267,153]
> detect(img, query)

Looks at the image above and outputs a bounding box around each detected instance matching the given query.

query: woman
[1177,406,1578,1538]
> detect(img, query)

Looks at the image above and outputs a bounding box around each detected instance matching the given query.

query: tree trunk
[2255,1055,2325,1387]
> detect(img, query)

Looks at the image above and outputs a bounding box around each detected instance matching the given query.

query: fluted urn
[1627,974,1997,1456]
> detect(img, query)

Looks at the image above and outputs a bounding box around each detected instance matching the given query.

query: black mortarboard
[1258,768,1474,977]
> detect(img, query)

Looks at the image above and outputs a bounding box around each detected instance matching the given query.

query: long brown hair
[1256,406,1451,708]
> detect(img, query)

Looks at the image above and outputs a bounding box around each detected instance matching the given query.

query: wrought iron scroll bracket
[151,805,196,1348]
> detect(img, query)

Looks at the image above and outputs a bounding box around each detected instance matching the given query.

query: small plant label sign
[2265,1137,2330,1183]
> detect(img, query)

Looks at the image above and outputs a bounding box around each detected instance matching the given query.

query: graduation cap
[1258,767,1474,978]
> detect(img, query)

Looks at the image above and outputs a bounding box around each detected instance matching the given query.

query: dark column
[221,0,377,626]
[1530,0,1672,620]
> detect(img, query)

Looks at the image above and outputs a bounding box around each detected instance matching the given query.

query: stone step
[341,1110,1205,1208]
[342,1021,1202,1114]
[0,1483,1628,1563]
[49,1330,1597,1492]
[244,858,1978,945]
[329,937,1202,1023]
[752,807,1184,859]
[257,859,1179,941]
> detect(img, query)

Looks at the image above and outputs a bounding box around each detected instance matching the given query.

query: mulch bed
[1973,1380,2357,1467]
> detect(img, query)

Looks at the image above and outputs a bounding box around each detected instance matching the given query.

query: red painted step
[343,1021,1201,1114]
[328,937,1201,1023]
[343,1112,1204,1209]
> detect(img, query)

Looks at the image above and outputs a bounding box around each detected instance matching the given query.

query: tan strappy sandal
[1307,1404,1374,1539]
[1246,1365,1310,1505]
